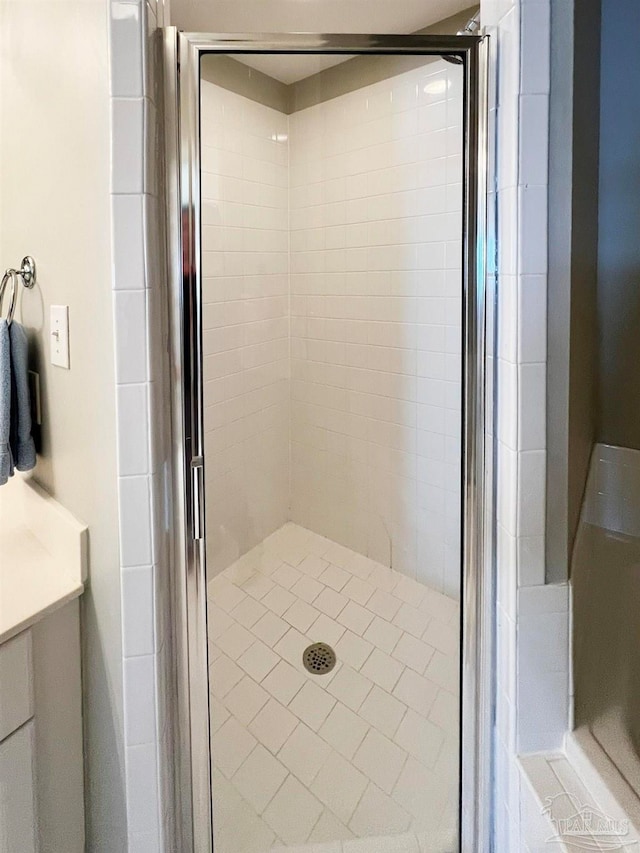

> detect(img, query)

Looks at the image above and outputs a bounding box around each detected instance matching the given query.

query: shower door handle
[190,455,205,541]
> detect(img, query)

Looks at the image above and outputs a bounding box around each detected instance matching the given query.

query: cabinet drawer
[0,631,33,742]
[0,721,37,853]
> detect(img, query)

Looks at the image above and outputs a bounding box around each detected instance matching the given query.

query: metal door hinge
[190,456,204,541]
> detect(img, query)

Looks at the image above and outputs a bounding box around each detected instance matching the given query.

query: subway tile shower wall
[201,61,464,599]
[201,82,291,576]
[289,64,463,598]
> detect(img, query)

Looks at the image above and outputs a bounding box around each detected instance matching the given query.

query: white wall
[200,82,291,576]
[0,1,126,848]
[289,61,463,598]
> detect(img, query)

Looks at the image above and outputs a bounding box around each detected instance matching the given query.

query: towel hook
[0,257,37,325]
[16,256,37,289]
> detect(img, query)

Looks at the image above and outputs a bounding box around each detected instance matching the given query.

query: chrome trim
[460,35,494,853]
[458,11,482,36]
[164,26,212,853]
[191,456,205,541]
[165,30,493,853]
[182,32,476,55]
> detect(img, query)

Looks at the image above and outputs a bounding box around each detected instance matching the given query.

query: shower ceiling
[171,0,476,82]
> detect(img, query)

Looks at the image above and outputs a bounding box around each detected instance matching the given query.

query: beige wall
[0,1,126,848]
[546,0,601,581]
[171,0,473,34]
[568,0,601,558]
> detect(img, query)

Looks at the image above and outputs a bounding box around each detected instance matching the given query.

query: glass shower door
[166,31,491,853]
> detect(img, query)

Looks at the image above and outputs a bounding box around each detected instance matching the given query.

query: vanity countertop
[0,475,87,644]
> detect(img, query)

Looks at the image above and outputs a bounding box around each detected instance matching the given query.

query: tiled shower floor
[208,524,460,853]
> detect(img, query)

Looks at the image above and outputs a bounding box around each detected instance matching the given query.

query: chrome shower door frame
[165,29,492,853]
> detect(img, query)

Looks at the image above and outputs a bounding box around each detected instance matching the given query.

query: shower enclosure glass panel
[165,31,490,853]
[203,53,463,853]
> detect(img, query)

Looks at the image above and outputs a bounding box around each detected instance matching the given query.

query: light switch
[50,305,70,369]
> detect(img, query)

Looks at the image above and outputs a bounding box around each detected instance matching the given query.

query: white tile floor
[208,524,460,853]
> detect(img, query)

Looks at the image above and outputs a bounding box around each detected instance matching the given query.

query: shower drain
[303,642,336,675]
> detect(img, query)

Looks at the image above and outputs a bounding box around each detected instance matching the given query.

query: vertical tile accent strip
[481,0,559,847]
[109,1,171,848]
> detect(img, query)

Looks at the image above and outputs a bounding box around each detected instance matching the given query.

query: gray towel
[9,321,36,472]
[0,319,13,484]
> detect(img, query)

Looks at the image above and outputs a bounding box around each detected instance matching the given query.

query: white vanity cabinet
[0,630,33,743]
[0,632,37,853]
[0,722,37,853]
[0,477,87,853]
[0,603,84,853]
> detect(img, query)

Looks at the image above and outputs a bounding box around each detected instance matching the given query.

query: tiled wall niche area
[201,59,464,599]
[201,82,290,576]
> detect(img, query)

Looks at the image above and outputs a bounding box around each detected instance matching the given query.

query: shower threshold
[207,523,460,853]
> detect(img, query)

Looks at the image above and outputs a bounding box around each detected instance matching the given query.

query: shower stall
[165,30,492,853]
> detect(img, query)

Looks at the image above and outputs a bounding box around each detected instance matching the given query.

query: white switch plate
[50,305,70,369]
